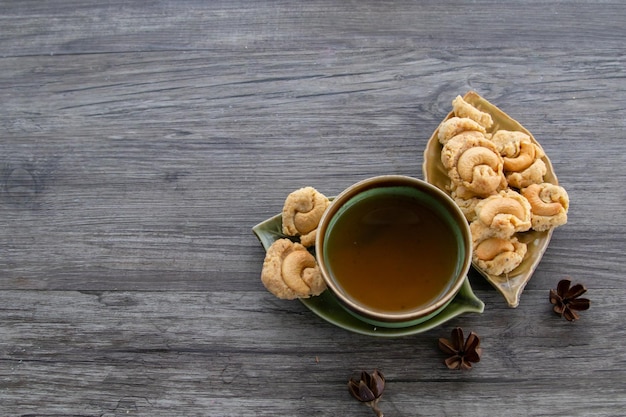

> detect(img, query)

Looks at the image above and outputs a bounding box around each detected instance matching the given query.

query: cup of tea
[315,175,472,328]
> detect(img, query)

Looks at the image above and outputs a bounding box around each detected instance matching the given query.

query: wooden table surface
[2,1,625,416]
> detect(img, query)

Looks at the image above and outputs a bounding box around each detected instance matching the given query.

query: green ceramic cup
[315,175,472,328]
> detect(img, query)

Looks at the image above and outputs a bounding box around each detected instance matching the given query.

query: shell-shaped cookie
[473,236,528,276]
[438,117,486,145]
[441,131,507,197]
[282,186,330,247]
[506,159,547,189]
[452,95,494,128]
[261,238,326,300]
[491,130,547,188]
[521,183,569,231]
[473,189,532,237]
[491,130,545,172]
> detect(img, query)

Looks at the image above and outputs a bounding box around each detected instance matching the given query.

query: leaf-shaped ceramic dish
[253,212,484,337]
[423,91,558,308]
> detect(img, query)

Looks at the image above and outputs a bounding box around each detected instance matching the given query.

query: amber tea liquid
[325,189,460,314]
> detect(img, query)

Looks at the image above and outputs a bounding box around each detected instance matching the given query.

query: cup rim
[315,175,472,324]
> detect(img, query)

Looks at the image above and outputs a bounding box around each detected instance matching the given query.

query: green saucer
[253,213,484,338]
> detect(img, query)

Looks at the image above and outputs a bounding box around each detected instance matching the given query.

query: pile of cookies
[437,96,569,276]
[260,187,329,300]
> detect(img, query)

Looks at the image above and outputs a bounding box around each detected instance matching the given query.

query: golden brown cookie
[506,159,547,189]
[473,236,527,276]
[472,189,532,238]
[282,186,330,247]
[261,238,326,300]
[521,183,569,231]
[437,116,486,145]
[441,131,507,197]
[452,95,493,128]
[491,130,547,188]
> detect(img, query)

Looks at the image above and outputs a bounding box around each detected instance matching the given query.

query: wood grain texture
[1,1,625,416]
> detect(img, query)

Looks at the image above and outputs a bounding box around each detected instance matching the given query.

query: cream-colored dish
[423,91,559,307]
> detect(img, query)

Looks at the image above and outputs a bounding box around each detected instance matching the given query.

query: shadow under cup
[316,176,472,328]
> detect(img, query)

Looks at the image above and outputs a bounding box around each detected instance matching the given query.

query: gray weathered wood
[1,1,625,416]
